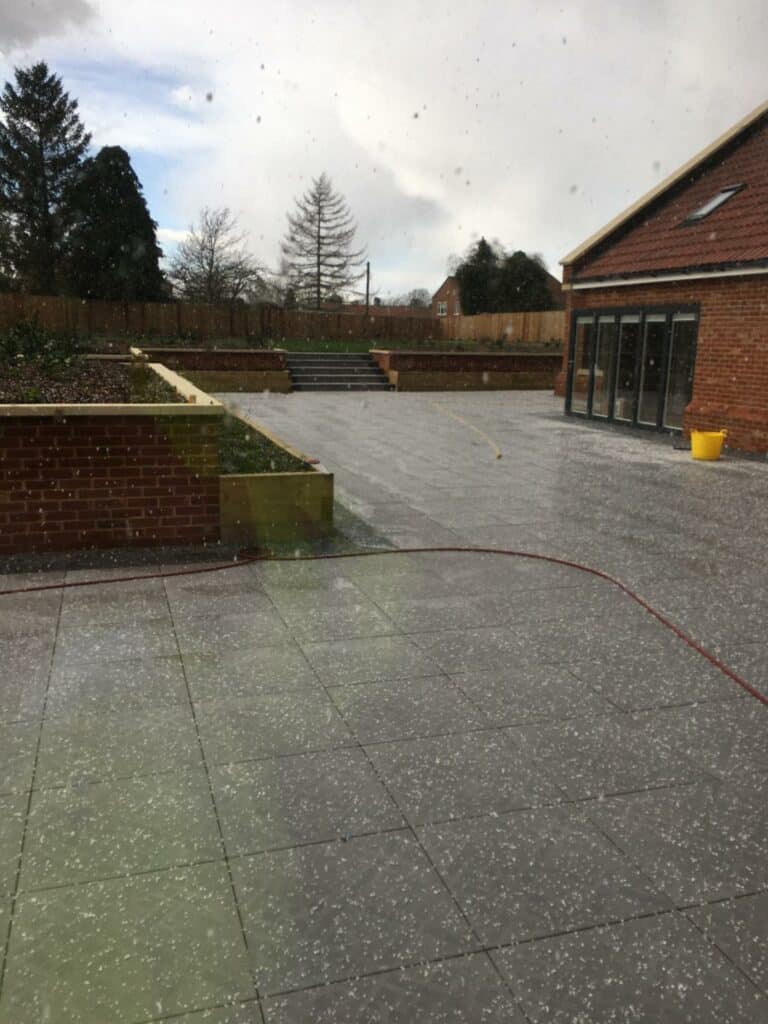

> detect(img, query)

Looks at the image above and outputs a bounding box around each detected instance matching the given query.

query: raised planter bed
[370,349,562,391]
[0,362,222,556]
[0,358,333,556]
[215,410,333,547]
[133,346,292,393]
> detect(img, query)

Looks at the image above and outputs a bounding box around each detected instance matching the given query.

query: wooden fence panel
[441,310,564,344]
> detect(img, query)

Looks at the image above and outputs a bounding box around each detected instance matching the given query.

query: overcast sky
[1,1,766,296]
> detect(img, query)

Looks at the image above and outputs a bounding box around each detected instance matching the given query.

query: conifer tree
[281,174,365,309]
[67,146,165,301]
[0,62,90,293]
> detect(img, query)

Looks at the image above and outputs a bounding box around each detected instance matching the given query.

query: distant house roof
[544,271,564,307]
[562,99,768,282]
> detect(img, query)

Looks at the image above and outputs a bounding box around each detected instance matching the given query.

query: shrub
[0,319,82,372]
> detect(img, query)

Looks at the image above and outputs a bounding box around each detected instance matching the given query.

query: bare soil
[0,360,182,404]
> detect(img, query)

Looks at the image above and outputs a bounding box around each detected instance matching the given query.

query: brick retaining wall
[0,412,221,555]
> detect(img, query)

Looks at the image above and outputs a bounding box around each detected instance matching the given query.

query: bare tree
[169,207,263,304]
[280,174,366,309]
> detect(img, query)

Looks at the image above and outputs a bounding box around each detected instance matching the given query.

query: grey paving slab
[263,953,525,1022]
[689,892,768,995]
[409,625,540,675]
[0,863,254,1024]
[568,643,746,711]
[174,1005,262,1024]
[183,642,319,701]
[450,664,611,724]
[21,769,221,889]
[328,675,485,743]
[365,729,563,825]
[301,634,443,685]
[231,831,477,994]
[0,794,25,896]
[46,654,189,715]
[210,748,403,854]
[0,720,38,795]
[418,806,671,944]
[587,777,768,905]
[173,608,290,655]
[0,633,54,722]
[511,709,706,799]
[0,591,60,639]
[54,619,178,667]
[36,705,201,787]
[271,591,397,642]
[59,578,169,628]
[493,912,768,1023]
[195,691,352,764]
[644,701,768,779]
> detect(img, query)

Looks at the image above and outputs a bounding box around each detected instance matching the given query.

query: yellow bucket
[690,430,727,461]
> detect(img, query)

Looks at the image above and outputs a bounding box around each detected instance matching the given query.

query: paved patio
[1,391,767,1022]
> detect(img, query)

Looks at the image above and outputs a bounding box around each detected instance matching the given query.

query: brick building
[431,276,462,318]
[558,100,768,453]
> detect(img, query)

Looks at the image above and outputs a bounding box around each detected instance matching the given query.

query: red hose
[1,545,765,707]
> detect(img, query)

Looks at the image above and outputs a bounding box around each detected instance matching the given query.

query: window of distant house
[683,184,743,224]
[437,301,447,316]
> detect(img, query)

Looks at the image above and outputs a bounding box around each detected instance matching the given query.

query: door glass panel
[570,317,593,414]
[614,316,640,422]
[663,316,697,429]
[592,317,617,417]
[638,315,666,426]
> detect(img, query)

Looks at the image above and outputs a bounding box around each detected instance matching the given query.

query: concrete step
[292,381,393,391]
[286,351,390,391]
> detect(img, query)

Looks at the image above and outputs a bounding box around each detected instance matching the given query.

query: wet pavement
[0,391,767,1022]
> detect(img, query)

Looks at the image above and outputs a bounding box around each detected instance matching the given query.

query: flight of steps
[286,353,393,392]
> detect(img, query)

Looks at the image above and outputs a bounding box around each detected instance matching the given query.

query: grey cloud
[0,0,94,52]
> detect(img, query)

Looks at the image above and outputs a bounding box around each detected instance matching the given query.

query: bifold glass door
[570,317,594,414]
[591,318,617,417]
[568,308,697,431]
[637,315,667,426]
[614,316,640,423]
[663,315,697,429]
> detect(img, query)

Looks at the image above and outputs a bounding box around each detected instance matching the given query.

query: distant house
[559,100,768,453]
[431,276,462,318]
[544,271,564,309]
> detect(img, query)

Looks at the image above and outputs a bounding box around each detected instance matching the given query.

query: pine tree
[66,146,165,301]
[281,174,365,309]
[0,62,90,293]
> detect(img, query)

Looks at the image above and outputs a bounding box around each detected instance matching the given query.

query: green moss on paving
[219,413,311,475]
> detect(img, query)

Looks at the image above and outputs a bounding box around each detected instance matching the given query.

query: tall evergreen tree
[454,238,555,314]
[453,237,499,315]
[281,174,366,309]
[0,62,90,293]
[67,146,165,301]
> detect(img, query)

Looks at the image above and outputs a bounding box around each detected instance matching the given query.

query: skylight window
[684,184,743,223]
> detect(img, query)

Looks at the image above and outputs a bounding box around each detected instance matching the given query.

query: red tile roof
[571,112,768,280]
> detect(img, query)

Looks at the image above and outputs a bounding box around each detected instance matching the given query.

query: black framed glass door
[663,315,697,429]
[567,307,698,432]
[614,315,641,423]
[592,317,617,418]
[637,315,667,426]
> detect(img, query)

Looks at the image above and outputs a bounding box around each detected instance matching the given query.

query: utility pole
[364,261,370,316]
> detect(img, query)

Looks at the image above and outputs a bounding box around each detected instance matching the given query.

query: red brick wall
[373,349,561,376]
[557,274,768,452]
[431,278,462,318]
[0,414,221,555]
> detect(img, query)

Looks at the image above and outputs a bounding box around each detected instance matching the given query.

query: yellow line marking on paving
[430,402,503,460]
